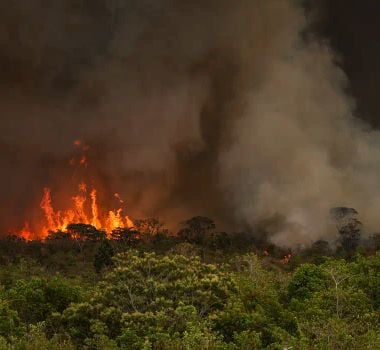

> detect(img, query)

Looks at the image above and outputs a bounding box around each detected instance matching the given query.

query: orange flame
[107,209,124,232]
[14,141,134,240]
[19,223,33,241]
[281,254,292,264]
[40,188,57,231]
[18,183,134,240]
[91,189,101,228]
[79,156,87,166]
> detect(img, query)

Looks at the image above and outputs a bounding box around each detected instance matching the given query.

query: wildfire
[79,156,87,166]
[19,223,33,241]
[13,139,134,241]
[17,184,134,240]
[281,254,292,264]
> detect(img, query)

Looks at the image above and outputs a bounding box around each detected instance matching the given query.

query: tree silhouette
[66,224,106,241]
[330,207,362,259]
[110,227,140,246]
[178,216,216,243]
[133,218,168,241]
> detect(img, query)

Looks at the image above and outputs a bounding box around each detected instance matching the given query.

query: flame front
[17,183,134,240]
[13,140,134,240]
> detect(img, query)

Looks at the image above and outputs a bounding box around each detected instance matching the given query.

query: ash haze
[1,0,380,246]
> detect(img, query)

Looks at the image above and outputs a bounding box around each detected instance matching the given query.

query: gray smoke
[1,0,379,245]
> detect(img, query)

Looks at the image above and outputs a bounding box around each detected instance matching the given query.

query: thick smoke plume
[1,0,380,245]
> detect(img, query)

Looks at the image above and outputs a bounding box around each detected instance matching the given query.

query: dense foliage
[0,214,379,349]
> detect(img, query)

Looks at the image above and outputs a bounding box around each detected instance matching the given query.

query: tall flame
[40,188,57,230]
[14,140,134,240]
[91,189,101,228]
[18,182,134,240]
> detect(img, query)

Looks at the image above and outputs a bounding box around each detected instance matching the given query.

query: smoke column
[1,0,380,245]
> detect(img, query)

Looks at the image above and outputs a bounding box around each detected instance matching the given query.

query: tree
[352,253,380,309]
[6,276,82,324]
[5,234,26,243]
[309,240,331,256]
[0,298,24,340]
[66,224,106,242]
[66,224,106,254]
[215,254,296,348]
[133,218,168,241]
[206,232,232,250]
[94,240,115,273]
[110,227,140,246]
[0,324,75,349]
[290,258,379,350]
[178,216,216,244]
[288,263,327,301]
[60,251,236,346]
[324,260,352,318]
[330,207,362,258]
[45,231,71,241]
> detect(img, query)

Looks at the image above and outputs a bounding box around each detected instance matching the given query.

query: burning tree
[110,227,140,246]
[133,218,168,241]
[14,140,135,240]
[66,223,106,241]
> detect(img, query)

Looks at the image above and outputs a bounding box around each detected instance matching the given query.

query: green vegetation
[0,215,379,349]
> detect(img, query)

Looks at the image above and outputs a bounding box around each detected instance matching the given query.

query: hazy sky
[1,1,380,245]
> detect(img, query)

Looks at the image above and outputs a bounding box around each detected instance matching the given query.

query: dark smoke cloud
[1,0,379,245]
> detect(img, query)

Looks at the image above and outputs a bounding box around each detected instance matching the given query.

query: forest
[1,0,380,348]
[0,213,379,350]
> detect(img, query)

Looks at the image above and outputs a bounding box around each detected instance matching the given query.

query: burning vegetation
[11,141,134,240]
[17,184,134,241]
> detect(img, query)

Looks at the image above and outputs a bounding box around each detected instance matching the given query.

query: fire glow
[18,184,134,240]
[15,140,134,240]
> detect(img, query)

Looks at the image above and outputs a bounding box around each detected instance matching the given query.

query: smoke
[218,5,380,246]
[1,0,380,245]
